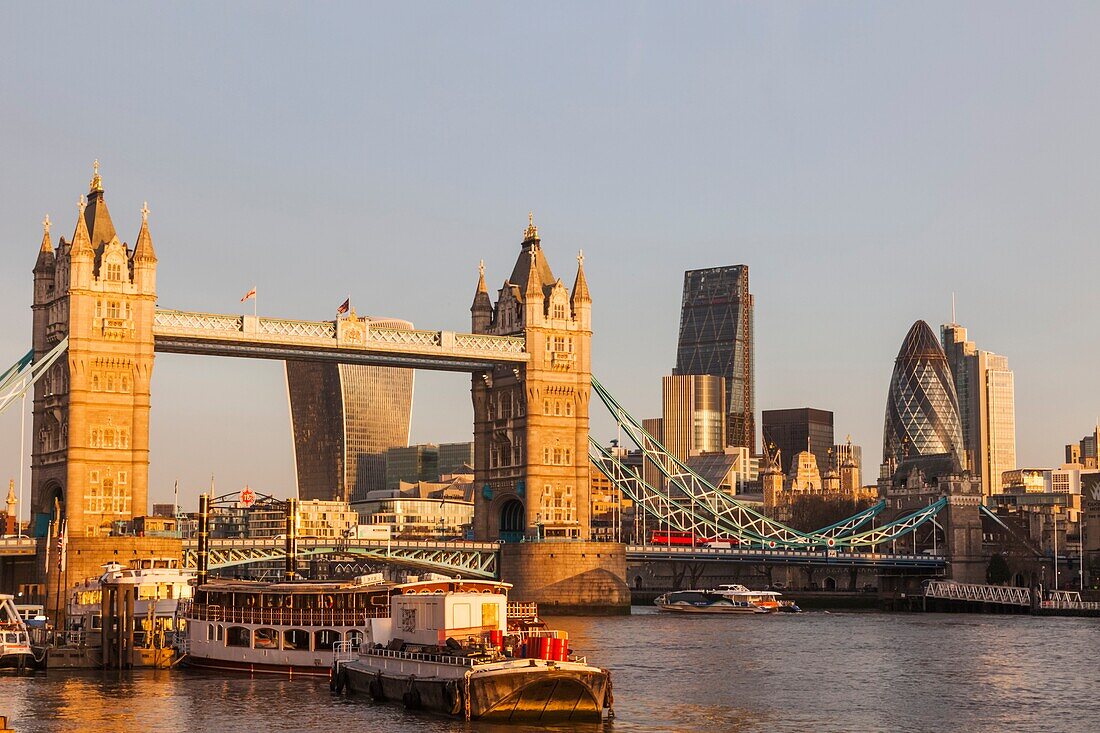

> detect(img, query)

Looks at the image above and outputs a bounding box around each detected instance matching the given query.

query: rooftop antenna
[951,292,956,325]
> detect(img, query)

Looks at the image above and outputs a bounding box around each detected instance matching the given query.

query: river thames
[3,609,1097,732]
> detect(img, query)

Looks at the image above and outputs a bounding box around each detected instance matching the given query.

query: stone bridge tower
[471,215,592,542]
[30,164,157,537]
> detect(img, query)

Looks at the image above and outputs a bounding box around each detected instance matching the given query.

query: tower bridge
[3,165,1005,613]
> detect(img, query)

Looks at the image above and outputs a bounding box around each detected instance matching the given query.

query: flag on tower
[337,298,350,315]
[241,287,257,302]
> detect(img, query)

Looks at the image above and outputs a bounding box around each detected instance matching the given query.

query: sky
[1,3,1098,516]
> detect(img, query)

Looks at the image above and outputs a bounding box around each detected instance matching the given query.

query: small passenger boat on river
[655,584,801,614]
[0,594,33,671]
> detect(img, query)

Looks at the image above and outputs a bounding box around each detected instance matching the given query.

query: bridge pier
[499,542,629,615]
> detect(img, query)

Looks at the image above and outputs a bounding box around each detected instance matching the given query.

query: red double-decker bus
[649,530,739,547]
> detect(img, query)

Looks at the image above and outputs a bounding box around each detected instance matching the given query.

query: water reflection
[3,611,1097,733]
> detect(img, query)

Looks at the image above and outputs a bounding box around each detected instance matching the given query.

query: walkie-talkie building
[286,318,415,503]
[883,320,965,471]
[674,265,755,453]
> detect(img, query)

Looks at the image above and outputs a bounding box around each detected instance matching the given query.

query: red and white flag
[336,298,350,315]
[56,519,68,572]
[240,287,257,303]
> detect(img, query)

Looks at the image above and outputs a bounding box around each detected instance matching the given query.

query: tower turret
[523,244,544,326]
[132,202,157,293]
[471,259,493,333]
[70,196,94,288]
[33,215,55,303]
[570,249,591,330]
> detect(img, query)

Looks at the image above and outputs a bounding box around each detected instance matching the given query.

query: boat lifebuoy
[324,595,334,609]
[284,595,293,608]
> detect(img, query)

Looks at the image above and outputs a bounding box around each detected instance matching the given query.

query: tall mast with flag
[241,286,257,317]
[337,297,350,316]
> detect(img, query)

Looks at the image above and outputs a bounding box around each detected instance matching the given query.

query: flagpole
[253,285,257,318]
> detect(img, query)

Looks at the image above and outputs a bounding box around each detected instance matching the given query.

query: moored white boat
[0,594,34,671]
[332,579,612,722]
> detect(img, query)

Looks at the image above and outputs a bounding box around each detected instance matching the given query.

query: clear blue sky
[2,3,1098,513]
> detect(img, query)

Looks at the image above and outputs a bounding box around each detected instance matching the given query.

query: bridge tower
[470,217,627,613]
[30,165,157,538]
[471,215,592,541]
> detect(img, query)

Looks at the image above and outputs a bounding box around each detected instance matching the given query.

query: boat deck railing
[180,601,390,627]
[506,602,539,620]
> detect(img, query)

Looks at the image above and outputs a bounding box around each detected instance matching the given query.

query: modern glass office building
[761,407,834,476]
[286,318,414,502]
[941,322,1017,495]
[883,320,965,471]
[674,265,755,452]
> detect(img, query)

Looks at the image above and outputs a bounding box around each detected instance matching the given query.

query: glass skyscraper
[674,265,755,453]
[286,318,414,502]
[883,320,965,471]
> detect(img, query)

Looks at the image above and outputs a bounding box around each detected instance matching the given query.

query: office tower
[674,265,755,452]
[286,318,415,502]
[761,408,834,476]
[438,442,475,476]
[385,444,441,490]
[941,322,1017,495]
[1065,425,1099,469]
[883,321,965,471]
[661,374,727,461]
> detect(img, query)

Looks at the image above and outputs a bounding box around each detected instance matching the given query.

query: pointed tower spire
[71,195,93,255]
[34,214,55,274]
[524,247,544,301]
[571,249,591,304]
[133,201,157,262]
[471,259,493,332]
[83,159,117,248]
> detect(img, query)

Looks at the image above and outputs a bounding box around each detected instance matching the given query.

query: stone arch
[823,576,837,591]
[33,480,65,536]
[498,497,525,543]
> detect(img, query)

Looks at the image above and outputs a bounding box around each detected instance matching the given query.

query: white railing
[924,581,1031,606]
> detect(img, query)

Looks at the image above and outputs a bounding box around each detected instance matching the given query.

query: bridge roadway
[152,309,529,371]
[2,536,945,576]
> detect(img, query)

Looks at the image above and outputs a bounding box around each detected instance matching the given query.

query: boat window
[346,630,364,649]
[154,560,169,569]
[283,629,309,651]
[314,629,340,651]
[254,628,279,649]
[262,594,281,609]
[216,625,224,642]
[226,626,251,648]
[207,624,215,641]
[92,615,102,630]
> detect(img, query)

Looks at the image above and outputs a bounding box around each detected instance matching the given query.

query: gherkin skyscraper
[883,320,965,471]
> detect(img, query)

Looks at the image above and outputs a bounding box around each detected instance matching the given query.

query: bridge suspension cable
[589,375,942,549]
[0,339,68,417]
[590,375,883,546]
